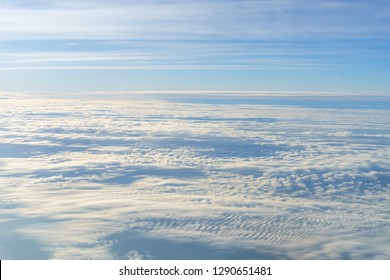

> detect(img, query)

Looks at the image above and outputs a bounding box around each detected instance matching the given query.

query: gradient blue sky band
[0,0,390,92]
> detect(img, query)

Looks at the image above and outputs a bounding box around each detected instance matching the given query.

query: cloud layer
[0,1,389,72]
[1,0,390,40]
[0,92,389,259]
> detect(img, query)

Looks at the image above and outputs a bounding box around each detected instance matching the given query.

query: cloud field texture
[0,92,389,259]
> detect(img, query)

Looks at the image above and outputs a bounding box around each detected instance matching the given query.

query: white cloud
[0,48,346,71]
[0,0,389,41]
[0,92,389,259]
[1,1,388,73]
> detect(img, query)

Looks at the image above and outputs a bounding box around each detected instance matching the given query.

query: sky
[0,0,390,92]
[1,1,390,260]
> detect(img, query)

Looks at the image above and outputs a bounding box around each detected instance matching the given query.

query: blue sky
[1,0,390,92]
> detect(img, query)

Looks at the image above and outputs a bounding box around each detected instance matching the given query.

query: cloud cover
[1,1,390,91]
[1,0,390,40]
[0,0,390,71]
[0,92,389,259]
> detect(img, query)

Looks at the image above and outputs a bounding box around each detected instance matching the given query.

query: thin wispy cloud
[1,0,389,40]
[0,50,346,71]
[0,1,389,92]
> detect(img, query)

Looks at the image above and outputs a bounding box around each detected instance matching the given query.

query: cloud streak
[1,0,389,89]
[1,0,390,40]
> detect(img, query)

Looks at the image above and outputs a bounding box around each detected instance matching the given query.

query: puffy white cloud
[0,92,389,259]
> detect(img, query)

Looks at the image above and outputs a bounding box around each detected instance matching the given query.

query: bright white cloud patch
[0,92,389,259]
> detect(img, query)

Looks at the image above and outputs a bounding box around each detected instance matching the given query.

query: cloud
[1,0,389,41]
[0,1,389,75]
[0,43,348,71]
[0,92,389,259]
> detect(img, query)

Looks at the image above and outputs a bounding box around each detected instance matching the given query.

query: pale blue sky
[1,0,390,92]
